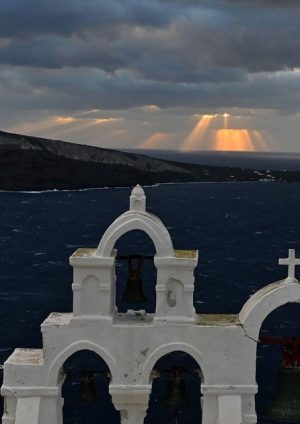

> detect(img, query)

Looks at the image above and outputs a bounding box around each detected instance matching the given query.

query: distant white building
[1,185,300,424]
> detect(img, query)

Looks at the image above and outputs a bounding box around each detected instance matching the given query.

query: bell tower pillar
[110,385,151,424]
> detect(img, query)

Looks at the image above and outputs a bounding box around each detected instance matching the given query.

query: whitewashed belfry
[1,185,300,424]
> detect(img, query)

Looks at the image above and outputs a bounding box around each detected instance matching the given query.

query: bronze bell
[265,367,300,422]
[122,255,148,303]
[78,372,97,403]
[163,369,190,409]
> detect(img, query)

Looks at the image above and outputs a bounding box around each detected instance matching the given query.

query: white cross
[279,249,300,280]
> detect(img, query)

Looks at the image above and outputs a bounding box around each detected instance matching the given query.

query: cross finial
[279,249,300,281]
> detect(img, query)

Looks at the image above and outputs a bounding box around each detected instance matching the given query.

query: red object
[260,337,300,368]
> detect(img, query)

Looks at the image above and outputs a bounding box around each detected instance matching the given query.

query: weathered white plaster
[15,397,40,424]
[218,395,242,424]
[239,278,300,341]
[1,185,300,424]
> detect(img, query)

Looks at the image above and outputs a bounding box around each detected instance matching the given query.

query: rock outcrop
[0,130,297,190]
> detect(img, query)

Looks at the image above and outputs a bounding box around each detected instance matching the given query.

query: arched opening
[145,351,202,424]
[256,302,300,423]
[61,349,120,424]
[114,230,157,313]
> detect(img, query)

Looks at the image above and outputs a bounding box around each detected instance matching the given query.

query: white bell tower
[1,186,300,424]
[71,184,197,324]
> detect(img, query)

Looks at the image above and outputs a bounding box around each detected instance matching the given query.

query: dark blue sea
[0,182,300,423]
[126,149,300,171]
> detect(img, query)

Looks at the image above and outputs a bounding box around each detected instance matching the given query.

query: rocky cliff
[0,130,297,190]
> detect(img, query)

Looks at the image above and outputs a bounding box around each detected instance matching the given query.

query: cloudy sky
[1,0,300,152]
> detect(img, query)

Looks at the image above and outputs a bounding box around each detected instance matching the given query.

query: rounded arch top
[239,279,300,340]
[96,186,174,257]
[47,340,119,386]
[141,342,209,385]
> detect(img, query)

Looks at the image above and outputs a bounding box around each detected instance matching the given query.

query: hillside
[0,130,297,190]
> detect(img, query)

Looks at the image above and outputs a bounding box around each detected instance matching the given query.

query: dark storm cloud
[0,33,247,84]
[0,0,181,37]
[220,0,300,7]
[1,0,300,114]
[1,1,300,76]
[1,66,300,113]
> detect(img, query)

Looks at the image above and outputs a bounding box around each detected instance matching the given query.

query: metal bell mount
[121,255,148,303]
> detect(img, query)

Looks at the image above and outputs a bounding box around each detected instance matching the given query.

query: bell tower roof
[130,184,146,212]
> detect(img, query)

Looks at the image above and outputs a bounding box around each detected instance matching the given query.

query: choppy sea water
[127,149,300,171]
[0,182,299,423]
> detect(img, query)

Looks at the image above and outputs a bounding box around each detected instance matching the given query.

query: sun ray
[180,115,216,151]
[223,113,230,130]
[251,130,269,152]
[9,115,122,138]
[8,116,78,134]
[214,129,256,152]
[241,129,254,151]
[47,117,122,137]
[54,116,76,124]
[139,132,173,149]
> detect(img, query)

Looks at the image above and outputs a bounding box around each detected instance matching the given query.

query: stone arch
[141,342,209,385]
[47,341,118,386]
[96,213,174,258]
[239,279,300,341]
[82,274,98,284]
